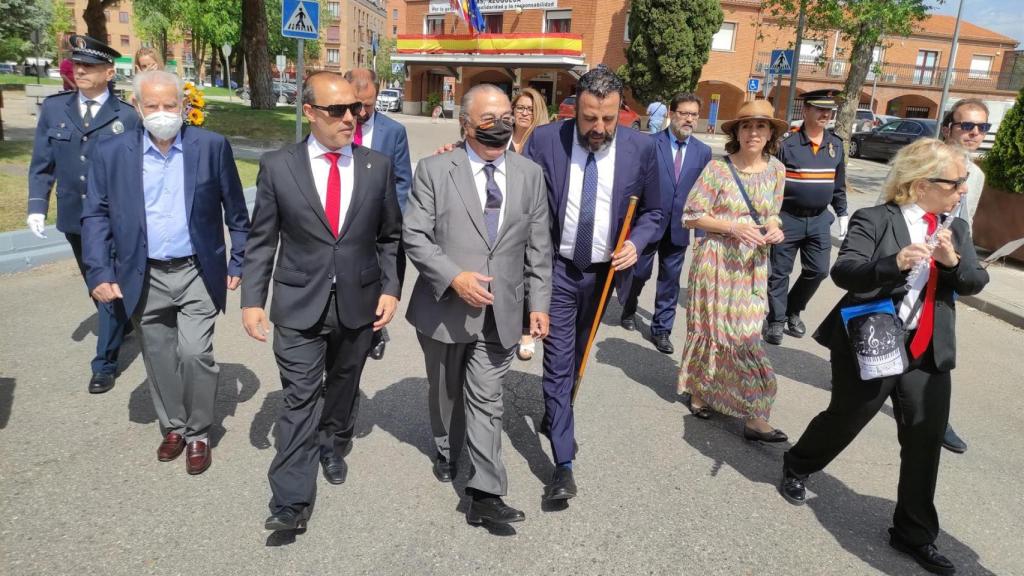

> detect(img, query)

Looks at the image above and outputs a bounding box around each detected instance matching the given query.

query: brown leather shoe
[185,440,211,475]
[157,432,186,462]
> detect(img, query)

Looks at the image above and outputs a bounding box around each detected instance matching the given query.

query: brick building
[393,0,1021,123]
[319,0,388,71]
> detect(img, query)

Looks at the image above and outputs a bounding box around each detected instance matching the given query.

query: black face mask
[473,119,513,148]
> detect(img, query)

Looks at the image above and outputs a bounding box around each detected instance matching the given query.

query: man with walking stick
[523,67,662,502]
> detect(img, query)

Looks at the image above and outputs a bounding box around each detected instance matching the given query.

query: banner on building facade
[429,0,558,14]
[397,33,581,55]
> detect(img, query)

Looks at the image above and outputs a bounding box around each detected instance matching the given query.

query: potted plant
[973,86,1024,262]
[425,91,442,118]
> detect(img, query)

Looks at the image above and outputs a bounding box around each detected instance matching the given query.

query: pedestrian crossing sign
[282,0,319,40]
[770,49,793,74]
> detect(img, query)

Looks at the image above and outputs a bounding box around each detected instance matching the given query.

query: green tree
[242,0,275,109]
[133,0,181,61]
[619,0,723,103]
[763,0,930,142]
[985,87,1024,193]
[0,0,53,61]
[83,0,121,42]
[374,37,404,87]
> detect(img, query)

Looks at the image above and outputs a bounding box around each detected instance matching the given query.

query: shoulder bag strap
[723,156,762,227]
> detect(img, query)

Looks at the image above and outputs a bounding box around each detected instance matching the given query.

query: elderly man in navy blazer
[82,70,250,475]
[523,66,662,502]
[619,92,712,355]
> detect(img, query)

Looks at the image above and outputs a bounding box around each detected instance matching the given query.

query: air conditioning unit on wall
[828,61,845,77]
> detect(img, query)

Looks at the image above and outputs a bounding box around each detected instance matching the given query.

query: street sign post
[769,49,793,75]
[223,43,233,101]
[747,78,760,93]
[282,0,320,142]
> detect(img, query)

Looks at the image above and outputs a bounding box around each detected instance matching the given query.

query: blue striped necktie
[573,152,597,270]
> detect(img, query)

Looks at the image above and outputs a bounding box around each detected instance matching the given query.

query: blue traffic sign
[747,78,760,92]
[282,0,319,40]
[769,49,794,74]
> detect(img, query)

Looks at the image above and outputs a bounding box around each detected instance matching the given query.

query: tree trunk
[83,0,109,42]
[194,35,206,86]
[835,23,876,144]
[243,0,275,110]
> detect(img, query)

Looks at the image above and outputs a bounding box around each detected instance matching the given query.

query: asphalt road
[1,116,1021,575]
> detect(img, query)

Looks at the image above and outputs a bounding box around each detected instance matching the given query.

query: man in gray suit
[404,84,552,526]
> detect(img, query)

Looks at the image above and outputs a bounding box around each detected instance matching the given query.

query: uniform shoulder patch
[782,130,794,140]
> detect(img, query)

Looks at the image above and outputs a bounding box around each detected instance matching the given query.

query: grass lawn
[203,101,305,144]
[0,74,62,87]
[0,140,260,233]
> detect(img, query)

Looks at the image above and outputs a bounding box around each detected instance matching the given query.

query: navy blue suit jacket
[81,126,251,318]
[653,129,712,246]
[523,120,663,256]
[369,112,413,211]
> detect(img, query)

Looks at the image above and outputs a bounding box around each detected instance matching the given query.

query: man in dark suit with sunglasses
[241,71,402,532]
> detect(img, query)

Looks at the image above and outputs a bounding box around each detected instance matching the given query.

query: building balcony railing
[396,33,583,56]
[753,51,1023,93]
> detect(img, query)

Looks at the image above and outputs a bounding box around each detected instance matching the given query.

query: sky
[929,0,1024,46]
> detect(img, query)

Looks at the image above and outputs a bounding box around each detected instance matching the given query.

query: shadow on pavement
[0,377,13,429]
[594,337,680,403]
[128,362,261,447]
[682,416,994,575]
[71,311,144,377]
[504,370,555,487]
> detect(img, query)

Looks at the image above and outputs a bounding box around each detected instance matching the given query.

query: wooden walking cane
[571,195,639,406]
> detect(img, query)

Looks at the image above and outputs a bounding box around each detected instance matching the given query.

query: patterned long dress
[677,156,785,421]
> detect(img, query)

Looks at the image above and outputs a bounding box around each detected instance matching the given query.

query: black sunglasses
[309,102,364,118]
[950,121,991,133]
[927,176,969,188]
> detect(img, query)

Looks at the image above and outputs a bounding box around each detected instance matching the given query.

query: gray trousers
[134,261,219,443]
[417,323,515,497]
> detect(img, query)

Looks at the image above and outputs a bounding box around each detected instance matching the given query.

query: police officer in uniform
[764,89,849,345]
[26,35,140,394]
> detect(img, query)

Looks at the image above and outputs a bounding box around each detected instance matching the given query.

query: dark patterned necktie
[573,152,598,270]
[83,99,97,127]
[482,163,502,245]
[674,139,686,183]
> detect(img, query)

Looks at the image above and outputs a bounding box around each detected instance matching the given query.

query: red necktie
[354,122,363,146]
[909,212,938,359]
[324,152,342,238]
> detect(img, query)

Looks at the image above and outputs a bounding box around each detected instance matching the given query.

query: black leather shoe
[889,528,956,575]
[369,329,387,360]
[620,314,637,331]
[785,314,806,337]
[264,508,309,531]
[545,466,577,501]
[653,333,674,354]
[743,426,788,443]
[88,373,115,394]
[320,456,347,485]
[467,496,525,525]
[942,424,967,454]
[763,322,784,345]
[432,453,455,483]
[779,470,806,506]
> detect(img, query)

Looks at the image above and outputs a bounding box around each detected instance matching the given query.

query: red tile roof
[917,14,1019,45]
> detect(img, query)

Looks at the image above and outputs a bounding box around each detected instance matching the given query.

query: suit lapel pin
[828,142,835,158]
[60,122,66,128]
[112,120,124,135]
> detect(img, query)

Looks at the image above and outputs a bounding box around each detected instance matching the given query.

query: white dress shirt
[465,144,507,232]
[559,136,617,263]
[899,203,932,329]
[79,90,110,120]
[358,111,375,149]
[307,136,355,233]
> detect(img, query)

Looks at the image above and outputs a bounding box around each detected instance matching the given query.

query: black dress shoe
[545,466,577,501]
[620,314,637,331]
[320,456,347,485]
[779,469,806,506]
[889,528,956,575]
[743,426,788,443]
[264,508,309,531]
[785,314,806,337]
[88,373,115,394]
[467,496,525,525]
[652,333,674,354]
[432,453,455,483]
[369,329,387,360]
[687,402,712,419]
[942,424,967,454]
[763,322,784,345]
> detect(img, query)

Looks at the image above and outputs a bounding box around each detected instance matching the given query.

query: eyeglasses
[927,176,968,189]
[476,114,514,128]
[514,105,533,115]
[309,102,364,118]
[673,111,699,118]
[950,121,991,133]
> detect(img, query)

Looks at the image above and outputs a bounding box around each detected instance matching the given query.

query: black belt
[782,205,827,218]
[147,255,196,268]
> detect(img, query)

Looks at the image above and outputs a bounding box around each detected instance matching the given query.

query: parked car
[789,108,880,133]
[849,119,937,161]
[376,89,401,112]
[236,81,297,104]
[46,68,62,80]
[877,114,900,125]
[556,95,642,130]
[0,62,17,75]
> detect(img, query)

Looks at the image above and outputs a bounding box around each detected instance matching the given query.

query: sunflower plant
[184,81,208,127]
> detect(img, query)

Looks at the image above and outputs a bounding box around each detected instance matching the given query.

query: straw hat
[720,100,790,134]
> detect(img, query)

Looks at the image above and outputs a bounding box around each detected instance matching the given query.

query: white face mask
[142,110,183,141]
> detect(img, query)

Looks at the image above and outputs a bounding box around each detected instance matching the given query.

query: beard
[575,123,616,152]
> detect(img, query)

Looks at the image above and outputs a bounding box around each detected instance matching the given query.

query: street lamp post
[223,43,233,101]
[936,0,965,125]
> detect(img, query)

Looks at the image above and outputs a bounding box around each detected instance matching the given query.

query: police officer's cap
[68,35,121,65]
[802,89,843,110]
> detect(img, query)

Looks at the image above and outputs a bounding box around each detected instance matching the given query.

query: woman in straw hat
[678,100,790,441]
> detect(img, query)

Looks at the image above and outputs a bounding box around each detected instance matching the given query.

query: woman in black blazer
[778,138,989,576]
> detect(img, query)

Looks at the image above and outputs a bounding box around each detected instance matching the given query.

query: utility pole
[785,0,807,124]
[936,0,965,124]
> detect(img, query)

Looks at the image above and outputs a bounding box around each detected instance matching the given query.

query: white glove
[26,213,47,239]
[838,215,850,238]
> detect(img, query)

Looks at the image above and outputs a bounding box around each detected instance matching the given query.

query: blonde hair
[134,47,164,71]
[882,138,968,205]
[512,87,550,143]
